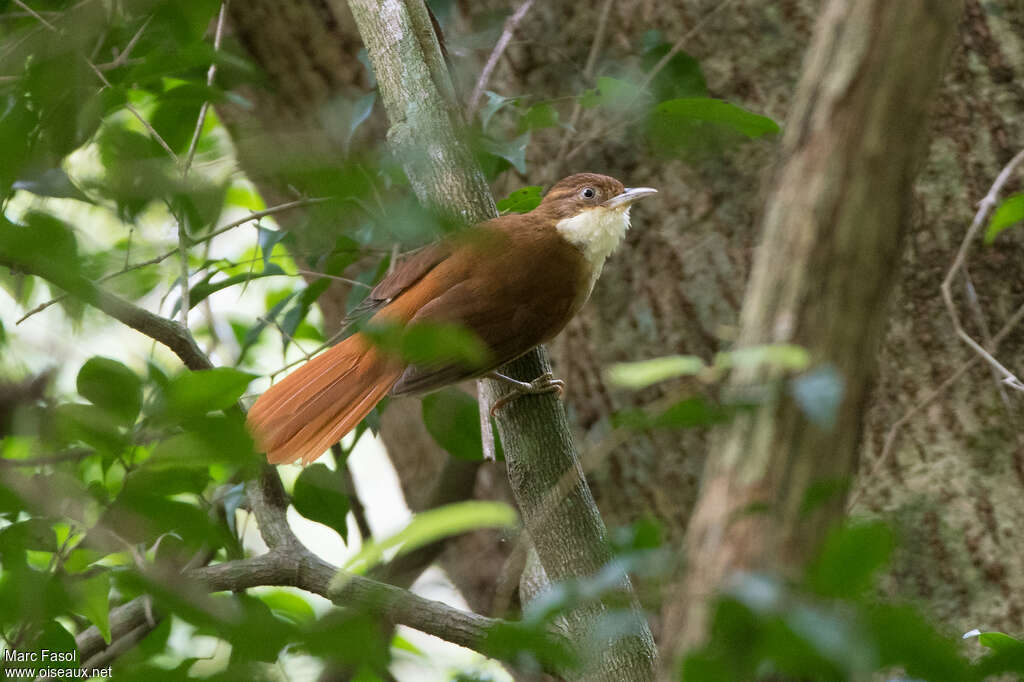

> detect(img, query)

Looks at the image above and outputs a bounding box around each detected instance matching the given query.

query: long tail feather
[247,334,402,465]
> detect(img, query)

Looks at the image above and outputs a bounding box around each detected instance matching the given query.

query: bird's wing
[343,242,452,326]
[387,231,583,396]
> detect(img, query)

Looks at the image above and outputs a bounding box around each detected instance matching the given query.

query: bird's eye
[581,187,596,199]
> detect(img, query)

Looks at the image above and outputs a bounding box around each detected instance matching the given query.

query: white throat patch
[555,206,632,303]
[555,206,632,269]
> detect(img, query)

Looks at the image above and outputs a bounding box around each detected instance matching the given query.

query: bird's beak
[603,186,658,209]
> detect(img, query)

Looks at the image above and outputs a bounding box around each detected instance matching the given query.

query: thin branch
[183,2,228,175]
[15,1,175,166]
[11,0,57,31]
[294,269,372,289]
[74,549,569,675]
[549,0,613,179]
[86,60,179,164]
[560,0,738,167]
[466,0,535,116]
[16,198,326,326]
[2,254,213,371]
[940,148,1024,391]
[176,224,190,327]
[850,298,1024,509]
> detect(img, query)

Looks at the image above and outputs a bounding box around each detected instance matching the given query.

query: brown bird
[247,173,656,465]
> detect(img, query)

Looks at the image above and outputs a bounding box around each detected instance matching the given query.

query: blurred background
[1,0,1022,680]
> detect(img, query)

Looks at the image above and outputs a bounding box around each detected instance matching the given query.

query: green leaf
[77,357,142,424]
[478,91,517,131]
[652,98,779,138]
[868,604,972,682]
[13,168,93,203]
[73,571,111,644]
[341,501,518,575]
[647,98,780,158]
[292,463,351,541]
[641,40,708,100]
[421,388,483,461]
[150,83,222,153]
[172,264,286,314]
[605,355,706,389]
[518,103,561,132]
[161,368,256,417]
[984,193,1024,243]
[805,522,893,598]
[977,632,1024,652]
[612,397,736,431]
[497,185,543,214]
[480,131,530,174]
[362,320,492,368]
[257,226,289,267]
[581,76,644,112]
[52,403,127,455]
[26,621,78,672]
[258,590,317,625]
[713,344,810,372]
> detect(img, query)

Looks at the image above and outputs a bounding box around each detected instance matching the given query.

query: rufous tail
[247,334,402,465]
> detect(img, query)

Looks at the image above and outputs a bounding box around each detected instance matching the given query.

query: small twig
[294,269,372,289]
[183,2,228,175]
[549,0,613,179]
[3,254,214,370]
[86,59,179,164]
[940,148,1024,392]
[257,315,311,358]
[11,0,57,30]
[963,270,1010,405]
[331,443,373,542]
[176,224,190,327]
[850,298,1024,509]
[466,0,535,116]
[16,198,326,325]
[558,0,738,168]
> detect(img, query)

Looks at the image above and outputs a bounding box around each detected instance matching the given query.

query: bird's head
[537,173,657,267]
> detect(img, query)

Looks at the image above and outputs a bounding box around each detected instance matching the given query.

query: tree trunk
[663,0,963,653]
[477,0,1024,645]
[218,0,1024,658]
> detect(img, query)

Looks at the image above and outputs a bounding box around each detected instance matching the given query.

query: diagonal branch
[940,147,1024,392]
[467,0,535,116]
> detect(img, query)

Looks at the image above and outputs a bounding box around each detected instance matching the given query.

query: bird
[247,173,657,465]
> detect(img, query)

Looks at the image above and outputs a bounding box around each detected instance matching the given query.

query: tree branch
[467,0,535,116]
[940,147,1024,391]
[670,0,964,658]
[344,1,657,678]
[75,518,570,674]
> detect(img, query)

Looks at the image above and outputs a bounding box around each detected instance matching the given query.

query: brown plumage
[247,174,656,464]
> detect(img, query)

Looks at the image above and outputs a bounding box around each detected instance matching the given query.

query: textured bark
[344,1,657,678]
[479,352,659,681]
[472,0,1024,645]
[217,0,511,613]
[665,0,963,653]
[218,0,1024,659]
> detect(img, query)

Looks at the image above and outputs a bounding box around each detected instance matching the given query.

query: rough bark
[218,0,1024,657]
[342,1,657,679]
[664,0,964,654]
[473,0,1024,645]
[218,0,511,613]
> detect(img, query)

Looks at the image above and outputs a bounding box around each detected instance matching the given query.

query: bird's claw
[490,372,565,415]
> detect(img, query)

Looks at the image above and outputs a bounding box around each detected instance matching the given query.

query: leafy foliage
[1,1,996,680]
[682,521,1024,682]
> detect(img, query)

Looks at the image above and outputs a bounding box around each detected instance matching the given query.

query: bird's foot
[488,371,565,415]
